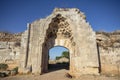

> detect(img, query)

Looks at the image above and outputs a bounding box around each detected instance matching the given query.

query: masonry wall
[0,32,21,66]
[20,8,99,76]
[96,31,120,75]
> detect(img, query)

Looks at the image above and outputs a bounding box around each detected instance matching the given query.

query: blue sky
[49,46,68,60]
[0,0,120,33]
[0,0,120,59]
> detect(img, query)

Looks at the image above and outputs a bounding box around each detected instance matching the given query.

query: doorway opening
[48,46,70,72]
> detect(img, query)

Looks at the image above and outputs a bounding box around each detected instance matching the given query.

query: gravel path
[0,69,119,80]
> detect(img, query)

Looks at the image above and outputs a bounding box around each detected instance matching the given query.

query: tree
[55,51,69,60]
[62,51,69,59]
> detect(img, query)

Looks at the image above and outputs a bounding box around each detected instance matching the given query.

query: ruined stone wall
[96,31,120,75]
[0,32,21,64]
[19,8,99,76]
[0,8,120,76]
[0,32,21,42]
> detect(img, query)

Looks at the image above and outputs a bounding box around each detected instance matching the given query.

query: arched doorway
[41,14,75,73]
[48,46,69,72]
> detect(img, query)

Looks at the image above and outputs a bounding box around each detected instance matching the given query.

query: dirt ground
[0,69,119,80]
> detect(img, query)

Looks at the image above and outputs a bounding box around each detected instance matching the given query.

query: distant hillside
[0,32,22,42]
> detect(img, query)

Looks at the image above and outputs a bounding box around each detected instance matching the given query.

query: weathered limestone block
[0,41,20,64]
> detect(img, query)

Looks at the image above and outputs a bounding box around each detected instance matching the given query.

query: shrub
[12,67,18,74]
[0,72,7,77]
[0,63,8,70]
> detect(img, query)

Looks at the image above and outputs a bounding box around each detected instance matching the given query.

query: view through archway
[48,46,70,72]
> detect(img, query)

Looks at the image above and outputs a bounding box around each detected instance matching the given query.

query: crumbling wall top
[53,8,80,12]
[53,8,86,19]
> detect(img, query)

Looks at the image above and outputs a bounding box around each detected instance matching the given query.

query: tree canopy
[56,51,69,60]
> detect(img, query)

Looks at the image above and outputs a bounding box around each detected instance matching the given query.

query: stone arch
[19,8,99,77]
[41,14,75,72]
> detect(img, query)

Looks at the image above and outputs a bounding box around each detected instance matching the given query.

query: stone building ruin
[19,8,99,76]
[0,8,120,77]
[0,32,21,64]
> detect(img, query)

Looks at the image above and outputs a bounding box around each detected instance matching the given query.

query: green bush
[12,67,18,74]
[0,63,8,70]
